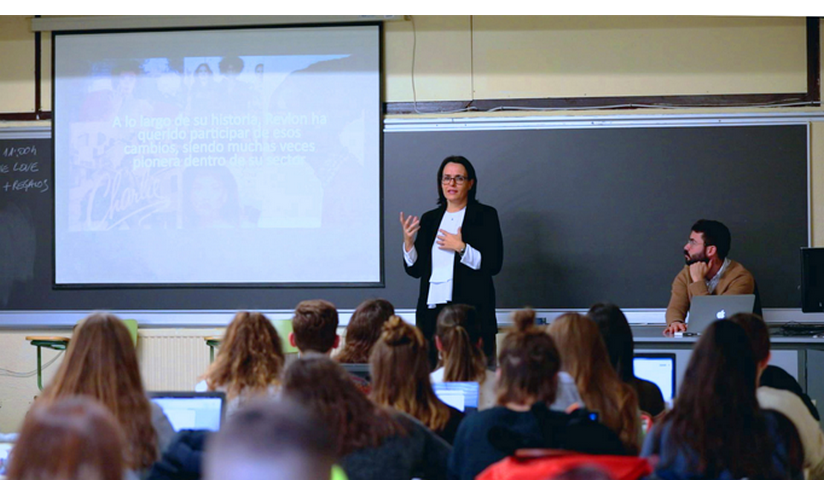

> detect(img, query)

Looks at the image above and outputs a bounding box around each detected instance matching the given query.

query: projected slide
[54,26,380,285]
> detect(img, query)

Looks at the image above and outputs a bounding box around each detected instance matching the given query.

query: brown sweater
[665,259,755,326]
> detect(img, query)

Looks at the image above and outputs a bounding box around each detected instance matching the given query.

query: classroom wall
[1,15,824,433]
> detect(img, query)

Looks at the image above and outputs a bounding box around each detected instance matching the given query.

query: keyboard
[777,323,824,336]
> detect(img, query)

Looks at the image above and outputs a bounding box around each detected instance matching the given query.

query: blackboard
[0,124,809,311]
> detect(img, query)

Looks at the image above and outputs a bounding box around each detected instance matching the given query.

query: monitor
[432,382,480,413]
[148,391,225,432]
[633,353,676,404]
[802,248,824,312]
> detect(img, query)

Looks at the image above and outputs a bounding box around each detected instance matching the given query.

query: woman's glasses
[442,175,467,185]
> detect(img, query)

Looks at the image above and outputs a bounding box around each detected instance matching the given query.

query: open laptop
[432,382,480,414]
[687,294,756,334]
[633,353,676,407]
[148,391,226,432]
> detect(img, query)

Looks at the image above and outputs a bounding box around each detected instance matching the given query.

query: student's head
[41,312,158,471]
[290,299,339,355]
[335,298,395,364]
[369,316,452,432]
[435,304,487,383]
[281,355,405,457]
[685,219,731,262]
[587,302,635,383]
[203,312,285,398]
[204,399,335,480]
[548,312,640,453]
[728,313,771,369]
[660,319,780,478]
[7,396,125,480]
[496,309,560,407]
[436,155,478,206]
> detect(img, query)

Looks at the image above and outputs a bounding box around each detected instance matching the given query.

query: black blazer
[404,202,503,313]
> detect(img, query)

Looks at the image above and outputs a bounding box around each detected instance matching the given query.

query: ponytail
[436,304,487,383]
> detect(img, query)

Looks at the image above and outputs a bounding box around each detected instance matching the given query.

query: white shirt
[403,207,482,308]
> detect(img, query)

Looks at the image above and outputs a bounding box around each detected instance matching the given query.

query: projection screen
[54,24,381,286]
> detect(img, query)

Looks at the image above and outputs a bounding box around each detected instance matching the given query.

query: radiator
[137,329,218,391]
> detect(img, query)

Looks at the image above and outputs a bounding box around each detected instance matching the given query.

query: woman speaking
[400,156,503,367]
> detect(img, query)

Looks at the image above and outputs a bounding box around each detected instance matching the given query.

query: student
[7,396,125,480]
[730,312,824,479]
[370,316,465,444]
[198,312,285,417]
[39,313,174,477]
[335,298,395,364]
[548,313,641,454]
[448,309,625,480]
[204,399,336,480]
[290,299,340,356]
[642,319,804,479]
[281,355,451,480]
[431,304,497,410]
[587,302,666,417]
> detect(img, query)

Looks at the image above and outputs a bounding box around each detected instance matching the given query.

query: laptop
[633,353,676,406]
[148,391,226,432]
[687,294,756,334]
[432,382,480,414]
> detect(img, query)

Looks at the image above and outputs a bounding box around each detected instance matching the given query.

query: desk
[25,336,70,391]
[632,325,824,427]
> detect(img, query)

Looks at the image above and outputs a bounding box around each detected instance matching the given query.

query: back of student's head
[587,302,635,383]
[496,309,560,406]
[41,312,157,471]
[728,312,770,364]
[281,354,404,457]
[661,319,778,478]
[203,311,285,398]
[370,316,451,432]
[204,399,335,480]
[336,298,395,364]
[292,299,339,354]
[436,304,487,383]
[548,312,640,454]
[8,396,125,480]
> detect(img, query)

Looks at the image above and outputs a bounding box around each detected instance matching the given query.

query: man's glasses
[442,175,468,184]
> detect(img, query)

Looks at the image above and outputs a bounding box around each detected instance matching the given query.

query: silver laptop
[687,295,756,334]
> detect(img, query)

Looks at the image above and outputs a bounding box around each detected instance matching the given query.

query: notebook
[148,391,225,432]
[687,294,756,334]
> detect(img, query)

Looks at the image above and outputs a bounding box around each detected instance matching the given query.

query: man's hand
[400,212,420,252]
[437,227,465,253]
[664,321,687,335]
[689,261,709,283]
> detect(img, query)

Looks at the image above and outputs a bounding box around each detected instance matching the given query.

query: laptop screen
[633,354,676,403]
[149,392,225,432]
[432,382,480,413]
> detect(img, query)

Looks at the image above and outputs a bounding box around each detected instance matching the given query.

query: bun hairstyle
[370,316,452,432]
[436,304,487,384]
[496,309,561,407]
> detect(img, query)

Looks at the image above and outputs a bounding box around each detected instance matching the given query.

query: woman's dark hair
[195,63,213,75]
[7,396,125,480]
[435,304,487,383]
[658,319,786,478]
[335,299,395,364]
[182,166,241,228]
[280,355,405,457]
[496,309,560,406]
[436,155,478,206]
[587,302,634,383]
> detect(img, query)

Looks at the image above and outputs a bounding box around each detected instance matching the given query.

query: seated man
[665,219,755,334]
[290,299,340,356]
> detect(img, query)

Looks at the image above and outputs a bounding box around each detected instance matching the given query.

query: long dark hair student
[435,304,487,383]
[7,396,126,480]
[335,298,395,364]
[645,319,803,479]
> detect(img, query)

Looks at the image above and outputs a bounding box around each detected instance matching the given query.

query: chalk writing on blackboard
[1,144,49,194]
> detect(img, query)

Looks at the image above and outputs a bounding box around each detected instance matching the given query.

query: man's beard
[684,249,710,266]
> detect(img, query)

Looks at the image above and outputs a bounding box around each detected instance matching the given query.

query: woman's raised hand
[400,212,420,252]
